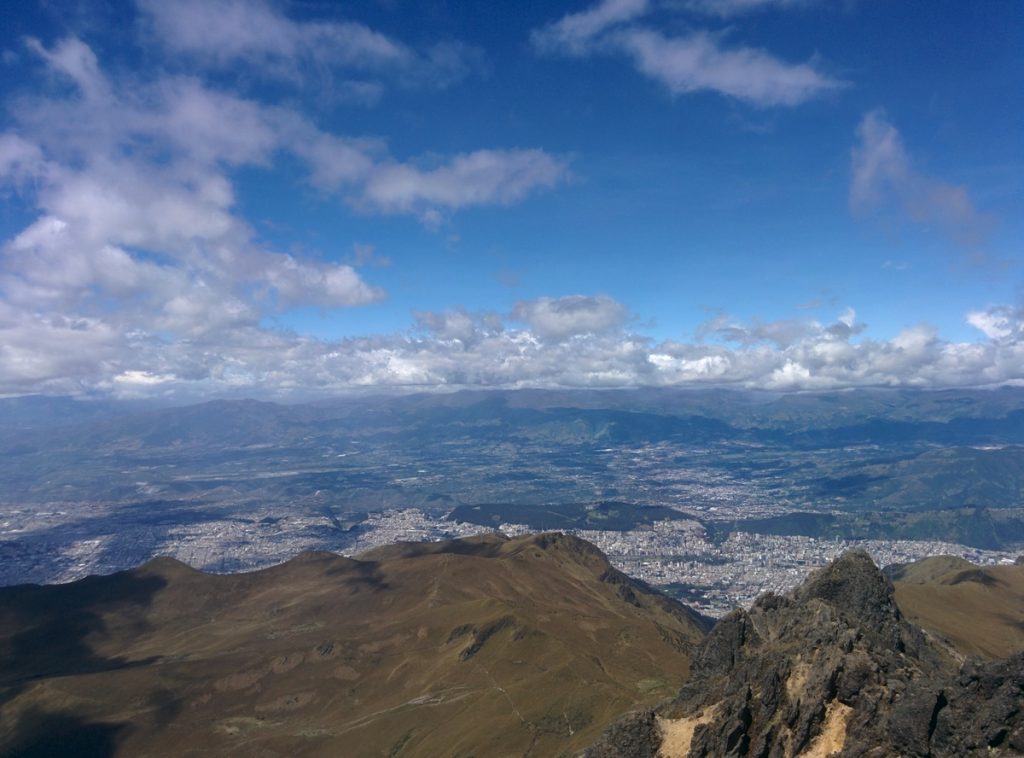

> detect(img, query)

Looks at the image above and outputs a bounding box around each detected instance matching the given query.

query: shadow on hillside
[2,708,128,757]
[146,687,183,729]
[0,501,229,588]
[998,613,1024,634]
[325,560,390,592]
[0,571,166,703]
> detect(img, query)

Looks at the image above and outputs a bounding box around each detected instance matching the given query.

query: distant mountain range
[2,533,1022,757]
[6,386,1024,440]
[2,387,1024,533]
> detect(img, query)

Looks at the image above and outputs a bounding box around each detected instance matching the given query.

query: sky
[0,0,1022,399]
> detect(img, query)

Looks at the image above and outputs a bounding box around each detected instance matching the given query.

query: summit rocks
[587,550,1024,757]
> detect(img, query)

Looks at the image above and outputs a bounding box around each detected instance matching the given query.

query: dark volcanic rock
[585,549,1024,757]
[585,709,660,758]
[794,550,903,650]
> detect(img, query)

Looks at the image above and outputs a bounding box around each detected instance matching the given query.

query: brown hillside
[891,557,1024,659]
[0,532,707,757]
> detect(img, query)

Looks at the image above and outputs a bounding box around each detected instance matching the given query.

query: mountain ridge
[4,536,1023,756]
[0,532,708,757]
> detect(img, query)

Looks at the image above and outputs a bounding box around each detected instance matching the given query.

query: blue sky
[0,0,1021,397]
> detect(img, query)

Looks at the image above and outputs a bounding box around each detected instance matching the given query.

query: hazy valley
[2,388,1023,616]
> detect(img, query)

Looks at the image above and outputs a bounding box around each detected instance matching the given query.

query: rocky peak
[790,548,905,651]
[795,550,894,614]
[586,550,1024,757]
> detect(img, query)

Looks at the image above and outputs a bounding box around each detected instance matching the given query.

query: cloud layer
[0,30,569,397]
[3,288,1022,398]
[0,3,1019,400]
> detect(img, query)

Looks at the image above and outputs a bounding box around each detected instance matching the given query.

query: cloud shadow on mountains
[0,570,166,704]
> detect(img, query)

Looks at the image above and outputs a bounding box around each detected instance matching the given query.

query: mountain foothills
[0,532,708,757]
[2,531,1023,757]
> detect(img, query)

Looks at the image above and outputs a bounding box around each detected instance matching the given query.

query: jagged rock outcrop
[586,549,1024,757]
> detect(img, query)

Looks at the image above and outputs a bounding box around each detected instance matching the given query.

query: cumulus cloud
[0,35,565,330]
[511,295,630,341]
[360,150,568,221]
[264,257,384,309]
[0,34,574,397]
[139,0,406,67]
[349,243,392,269]
[851,110,993,248]
[697,308,864,348]
[413,308,504,346]
[967,305,1024,343]
[532,0,840,106]
[0,304,126,395]
[2,289,1023,397]
[3,17,1021,399]
[13,43,566,225]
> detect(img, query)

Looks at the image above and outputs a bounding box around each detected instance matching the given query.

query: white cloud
[139,0,407,67]
[25,36,109,100]
[349,243,392,269]
[136,0,480,89]
[2,35,565,335]
[265,256,385,308]
[0,133,46,183]
[532,0,650,54]
[1,36,393,357]
[360,150,569,219]
[2,292,1023,397]
[851,110,992,247]
[414,308,504,346]
[0,304,125,395]
[697,309,862,348]
[0,35,575,397]
[15,42,565,223]
[114,370,175,386]
[532,0,841,106]
[18,37,563,223]
[614,28,840,106]
[4,19,1021,399]
[155,79,282,166]
[511,295,630,341]
[968,305,1024,342]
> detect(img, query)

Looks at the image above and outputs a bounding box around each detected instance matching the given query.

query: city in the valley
[3,391,1022,617]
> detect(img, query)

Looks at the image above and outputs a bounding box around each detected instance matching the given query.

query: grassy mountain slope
[891,557,1024,659]
[0,532,707,757]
